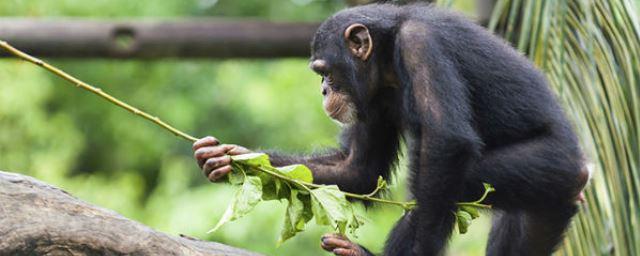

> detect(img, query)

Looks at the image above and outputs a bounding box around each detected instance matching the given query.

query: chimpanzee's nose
[321,84,328,96]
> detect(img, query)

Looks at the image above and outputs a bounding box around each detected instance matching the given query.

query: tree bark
[0,170,262,256]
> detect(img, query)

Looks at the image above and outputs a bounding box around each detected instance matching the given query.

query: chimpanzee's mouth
[327,103,356,125]
[328,105,345,119]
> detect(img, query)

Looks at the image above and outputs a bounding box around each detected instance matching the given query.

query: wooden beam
[0,19,319,59]
[0,171,262,255]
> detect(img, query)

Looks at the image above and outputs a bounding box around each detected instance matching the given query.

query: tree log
[0,171,262,256]
[0,19,318,59]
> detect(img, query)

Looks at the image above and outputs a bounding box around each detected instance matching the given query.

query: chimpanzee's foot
[320,233,371,256]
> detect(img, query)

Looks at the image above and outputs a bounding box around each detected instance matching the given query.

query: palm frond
[489,0,640,255]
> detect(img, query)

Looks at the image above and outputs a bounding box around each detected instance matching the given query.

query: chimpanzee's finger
[322,237,352,251]
[333,248,358,256]
[321,234,338,251]
[192,136,220,151]
[202,155,232,176]
[321,241,336,252]
[322,233,347,240]
[226,145,251,156]
[194,145,234,167]
[208,165,233,182]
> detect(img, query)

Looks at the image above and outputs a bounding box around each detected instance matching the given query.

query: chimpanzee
[193,3,589,256]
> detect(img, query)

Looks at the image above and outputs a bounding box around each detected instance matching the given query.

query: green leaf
[278,190,312,245]
[231,153,270,168]
[460,205,480,219]
[309,186,350,234]
[228,162,245,185]
[261,177,286,201]
[208,176,263,233]
[275,178,283,196]
[456,210,473,234]
[300,193,314,228]
[482,183,495,193]
[275,164,314,183]
[376,176,388,191]
[254,169,288,201]
[348,211,365,234]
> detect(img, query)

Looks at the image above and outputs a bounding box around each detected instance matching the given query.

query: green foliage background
[2,0,637,255]
[0,1,489,255]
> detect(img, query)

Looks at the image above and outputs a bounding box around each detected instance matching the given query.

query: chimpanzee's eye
[326,74,335,84]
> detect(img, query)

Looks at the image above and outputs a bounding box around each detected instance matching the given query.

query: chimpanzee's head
[309,5,400,125]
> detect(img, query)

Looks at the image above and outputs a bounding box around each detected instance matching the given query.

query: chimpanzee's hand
[193,136,251,182]
[321,233,369,256]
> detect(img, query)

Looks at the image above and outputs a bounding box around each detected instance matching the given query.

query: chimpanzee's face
[309,59,357,125]
[309,23,374,126]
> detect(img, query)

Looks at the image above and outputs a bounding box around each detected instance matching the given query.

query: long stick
[0,40,198,142]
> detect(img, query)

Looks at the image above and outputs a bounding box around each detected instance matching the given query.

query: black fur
[269,3,587,256]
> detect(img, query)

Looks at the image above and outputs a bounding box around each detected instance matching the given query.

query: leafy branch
[0,40,494,241]
[257,164,412,209]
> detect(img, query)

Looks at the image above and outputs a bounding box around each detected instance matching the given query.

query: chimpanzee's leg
[486,203,577,256]
[465,134,587,210]
[464,134,586,255]
[384,212,416,255]
[523,203,578,255]
[485,210,526,256]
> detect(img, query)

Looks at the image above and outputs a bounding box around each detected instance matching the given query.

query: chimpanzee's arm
[266,118,400,195]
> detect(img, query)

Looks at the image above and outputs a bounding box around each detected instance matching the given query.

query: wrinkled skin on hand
[321,233,369,256]
[192,136,251,182]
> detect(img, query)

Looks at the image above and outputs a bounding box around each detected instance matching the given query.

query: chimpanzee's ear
[344,23,373,61]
